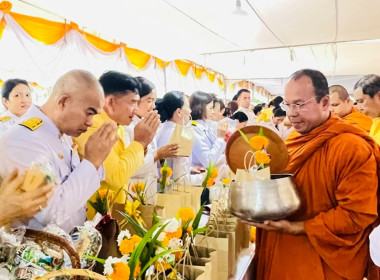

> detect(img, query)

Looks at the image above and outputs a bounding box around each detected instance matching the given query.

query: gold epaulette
[19,117,43,131]
[0,116,11,122]
[191,120,197,126]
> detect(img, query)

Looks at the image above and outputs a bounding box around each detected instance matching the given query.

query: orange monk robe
[343,107,373,132]
[254,116,380,280]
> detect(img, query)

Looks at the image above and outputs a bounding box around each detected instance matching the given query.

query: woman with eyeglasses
[0,79,32,138]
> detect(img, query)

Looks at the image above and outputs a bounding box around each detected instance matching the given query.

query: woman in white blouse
[156,91,204,185]
[0,79,32,138]
[124,77,177,201]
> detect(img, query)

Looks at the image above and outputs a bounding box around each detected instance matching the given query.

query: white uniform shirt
[156,121,203,185]
[0,106,104,233]
[0,110,22,139]
[191,120,226,168]
[124,115,158,202]
[236,107,257,126]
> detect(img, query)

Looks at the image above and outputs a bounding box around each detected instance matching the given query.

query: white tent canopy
[9,0,380,94]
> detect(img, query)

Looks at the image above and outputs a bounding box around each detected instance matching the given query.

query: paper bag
[195,231,236,277]
[176,185,203,213]
[169,124,194,157]
[156,191,192,218]
[235,167,270,182]
[210,250,229,280]
[234,221,250,260]
[140,204,155,230]
[177,264,205,280]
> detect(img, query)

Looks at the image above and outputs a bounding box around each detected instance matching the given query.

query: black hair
[155,91,184,122]
[235,89,250,100]
[290,69,328,102]
[253,104,263,115]
[273,107,286,117]
[212,95,225,111]
[231,111,248,123]
[2,79,29,100]
[99,71,141,96]
[354,74,380,98]
[268,101,274,107]
[190,91,213,120]
[272,96,284,108]
[136,76,155,98]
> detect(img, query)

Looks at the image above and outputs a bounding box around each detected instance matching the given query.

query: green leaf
[152,212,161,224]
[238,129,251,146]
[83,254,105,264]
[193,227,209,236]
[182,219,192,237]
[117,211,147,237]
[140,249,183,277]
[259,127,264,136]
[128,222,163,280]
[192,203,205,230]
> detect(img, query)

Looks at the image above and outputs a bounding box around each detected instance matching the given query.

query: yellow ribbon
[125,200,145,226]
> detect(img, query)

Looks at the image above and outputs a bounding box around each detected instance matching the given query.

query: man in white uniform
[235,89,256,125]
[0,70,118,232]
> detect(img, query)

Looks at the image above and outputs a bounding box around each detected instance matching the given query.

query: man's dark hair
[253,104,262,115]
[273,107,286,117]
[290,69,328,102]
[272,96,284,108]
[99,71,141,96]
[235,89,250,100]
[231,111,248,123]
[354,74,380,98]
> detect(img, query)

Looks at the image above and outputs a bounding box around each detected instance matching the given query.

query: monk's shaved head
[42,69,105,137]
[329,85,349,101]
[50,69,103,100]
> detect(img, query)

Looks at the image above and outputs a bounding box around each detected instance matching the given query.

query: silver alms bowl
[228,174,301,222]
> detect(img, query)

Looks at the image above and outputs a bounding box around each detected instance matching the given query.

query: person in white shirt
[0,70,117,232]
[124,77,178,201]
[0,79,32,138]
[156,91,204,185]
[259,107,288,139]
[234,89,256,125]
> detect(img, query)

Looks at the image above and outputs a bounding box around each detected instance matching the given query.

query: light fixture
[233,0,248,16]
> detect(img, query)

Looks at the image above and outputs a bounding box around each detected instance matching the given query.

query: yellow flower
[132,182,145,193]
[98,189,107,200]
[108,262,130,280]
[207,178,214,187]
[186,226,193,234]
[160,167,173,177]
[162,235,170,247]
[174,250,183,261]
[255,151,271,165]
[133,262,141,278]
[176,207,195,224]
[211,167,218,179]
[119,235,142,255]
[154,261,171,272]
[222,178,231,185]
[249,135,269,150]
[250,226,256,243]
[165,227,182,240]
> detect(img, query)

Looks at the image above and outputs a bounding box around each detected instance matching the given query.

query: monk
[329,84,372,132]
[248,69,379,280]
[353,74,380,145]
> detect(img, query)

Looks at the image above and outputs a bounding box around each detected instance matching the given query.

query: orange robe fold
[343,107,372,132]
[254,116,380,280]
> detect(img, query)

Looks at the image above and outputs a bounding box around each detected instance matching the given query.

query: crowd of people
[1,68,380,279]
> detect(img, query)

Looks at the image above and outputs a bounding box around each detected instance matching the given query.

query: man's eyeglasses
[280,96,316,112]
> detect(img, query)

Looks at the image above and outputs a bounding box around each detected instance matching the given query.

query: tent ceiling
[12,0,380,80]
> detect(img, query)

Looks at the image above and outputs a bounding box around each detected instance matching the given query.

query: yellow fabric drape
[124,46,151,69]
[194,65,204,79]
[10,12,67,44]
[175,60,191,76]
[85,32,119,52]
[156,58,169,69]
[207,71,216,82]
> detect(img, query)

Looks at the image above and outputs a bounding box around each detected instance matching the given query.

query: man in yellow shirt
[353,74,380,144]
[329,85,372,132]
[75,71,160,218]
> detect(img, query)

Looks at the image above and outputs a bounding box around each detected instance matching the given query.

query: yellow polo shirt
[74,111,145,211]
[370,118,380,145]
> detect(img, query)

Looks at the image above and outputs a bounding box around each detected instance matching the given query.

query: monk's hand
[241,219,305,235]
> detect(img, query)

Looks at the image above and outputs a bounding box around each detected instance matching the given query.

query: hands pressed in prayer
[240,219,305,235]
[134,110,161,148]
[155,143,179,161]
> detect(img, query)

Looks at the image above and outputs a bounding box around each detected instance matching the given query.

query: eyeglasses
[280,96,316,112]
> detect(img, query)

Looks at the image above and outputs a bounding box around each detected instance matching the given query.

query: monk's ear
[57,95,70,111]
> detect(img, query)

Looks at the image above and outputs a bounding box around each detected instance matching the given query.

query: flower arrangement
[128,182,147,205]
[159,159,173,192]
[201,162,218,188]
[239,127,271,170]
[88,188,118,216]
